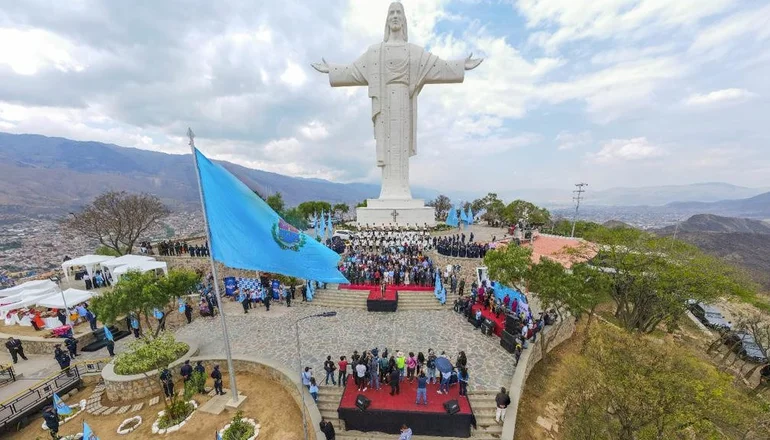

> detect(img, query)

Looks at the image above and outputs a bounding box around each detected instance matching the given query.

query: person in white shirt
[355,362,368,392]
[399,424,413,440]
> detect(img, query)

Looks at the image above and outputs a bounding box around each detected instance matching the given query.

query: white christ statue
[312,2,482,201]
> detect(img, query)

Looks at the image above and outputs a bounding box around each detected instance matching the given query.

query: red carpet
[339,375,472,415]
[367,289,397,301]
[471,304,505,337]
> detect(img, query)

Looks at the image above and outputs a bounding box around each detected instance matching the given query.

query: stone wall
[501,315,577,439]
[192,356,323,440]
[0,320,128,355]
[101,339,199,402]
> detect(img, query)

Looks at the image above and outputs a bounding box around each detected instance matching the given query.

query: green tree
[561,323,769,440]
[502,199,551,226]
[282,207,308,230]
[64,191,170,255]
[356,199,368,208]
[91,269,199,338]
[548,219,603,237]
[588,227,755,333]
[427,195,452,221]
[483,243,533,293]
[297,201,332,219]
[265,193,285,213]
[332,203,350,218]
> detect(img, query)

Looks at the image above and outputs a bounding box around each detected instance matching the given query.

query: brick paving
[175,299,517,390]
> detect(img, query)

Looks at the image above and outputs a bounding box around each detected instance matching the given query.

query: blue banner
[83,421,99,440]
[224,277,237,296]
[53,393,71,415]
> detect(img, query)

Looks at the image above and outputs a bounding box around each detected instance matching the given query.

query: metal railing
[0,357,110,432]
[0,365,15,386]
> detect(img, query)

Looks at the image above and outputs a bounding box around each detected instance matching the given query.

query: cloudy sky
[0,0,768,193]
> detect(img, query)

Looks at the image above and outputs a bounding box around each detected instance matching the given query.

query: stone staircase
[315,386,502,440]
[309,287,447,311]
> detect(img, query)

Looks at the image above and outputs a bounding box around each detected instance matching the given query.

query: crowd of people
[340,251,436,286]
[348,229,434,253]
[142,240,210,257]
[435,234,489,259]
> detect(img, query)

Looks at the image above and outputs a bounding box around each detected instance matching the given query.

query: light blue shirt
[399,428,413,440]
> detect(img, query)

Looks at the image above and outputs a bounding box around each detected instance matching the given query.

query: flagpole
[187,128,239,403]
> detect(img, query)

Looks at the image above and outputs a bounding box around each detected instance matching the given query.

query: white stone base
[356,199,436,227]
[225,394,248,410]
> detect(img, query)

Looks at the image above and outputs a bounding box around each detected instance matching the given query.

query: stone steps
[336,430,501,440]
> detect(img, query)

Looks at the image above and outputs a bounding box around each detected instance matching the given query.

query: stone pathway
[175,299,516,390]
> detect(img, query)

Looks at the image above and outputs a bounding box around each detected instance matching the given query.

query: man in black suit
[5,337,28,363]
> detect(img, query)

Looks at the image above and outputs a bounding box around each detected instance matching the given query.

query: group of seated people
[349,229,434,254]
[340,251,436,286]
[435,233,489,259]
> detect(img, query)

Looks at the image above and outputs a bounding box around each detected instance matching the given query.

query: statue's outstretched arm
[464,53,483,71]
[311,58,330,74]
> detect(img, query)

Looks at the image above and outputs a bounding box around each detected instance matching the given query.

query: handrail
[0,357,110,406]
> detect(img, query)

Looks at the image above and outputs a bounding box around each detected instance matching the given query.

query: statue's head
[384,2,408,42]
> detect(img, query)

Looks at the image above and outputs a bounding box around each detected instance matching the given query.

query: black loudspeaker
[501,330,518,346]
[505,315,520,331]
[443,399,460,415]
[481,322,494,336]
[355,394,371,411]
[500,337,516,353]
[467,313,477,325]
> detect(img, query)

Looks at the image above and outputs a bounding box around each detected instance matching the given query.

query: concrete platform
[356,198,435,227]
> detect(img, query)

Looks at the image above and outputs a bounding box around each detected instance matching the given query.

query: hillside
[667,192,770,218]
[656,214,770,234]
[0,132,437,213]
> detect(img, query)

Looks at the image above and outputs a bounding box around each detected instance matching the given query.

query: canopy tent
[0,292,60,315]
[0,285,60,307]
[35,288,92,309]
[0,279,56,297]
[61,255,115,282]
[101,255,156,276]
[112,261,168,283]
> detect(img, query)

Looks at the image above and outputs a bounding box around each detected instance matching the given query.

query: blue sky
[0,0,768,193]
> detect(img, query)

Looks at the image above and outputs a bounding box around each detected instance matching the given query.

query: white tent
[0,292,61,316]
[61,255,116,282]
[0,279,56,297]
[35,288,92,309]
[113,261,168,283]
[101,254,155,276]
[0,285,60,306]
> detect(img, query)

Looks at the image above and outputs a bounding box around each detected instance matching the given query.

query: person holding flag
[103,325,115,357]
[42,405,60,440]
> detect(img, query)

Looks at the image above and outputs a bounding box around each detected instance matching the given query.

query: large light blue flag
[193,148,347,283]
[445,205,459,227]
[460,207,469,224]
[467,207,474,224]
[327,213,334,240]
[83,421,99,440]
[102,325,113,341]
[53,393,72,415]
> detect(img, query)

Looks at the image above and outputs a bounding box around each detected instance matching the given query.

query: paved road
[176,299,517,390]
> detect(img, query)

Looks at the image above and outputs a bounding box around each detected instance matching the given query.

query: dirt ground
[7,373,305,440]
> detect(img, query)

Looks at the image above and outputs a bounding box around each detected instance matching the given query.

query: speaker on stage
[500,336,517,353]
[501,329,518,346]
[355,394,371,411]
[505,314,520,331]
[480,318,495,336]
[443,399,460,415]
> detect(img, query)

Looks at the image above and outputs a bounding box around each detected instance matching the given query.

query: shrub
[158,400,194,429]
[113,333,188,375]
[222,410,255,440]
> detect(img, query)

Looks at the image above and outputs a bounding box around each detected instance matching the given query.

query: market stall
[36,289,93,329]
[112,261,168,283]
[61,255,115,282]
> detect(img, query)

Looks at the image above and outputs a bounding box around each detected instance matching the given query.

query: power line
[571,183,588,238]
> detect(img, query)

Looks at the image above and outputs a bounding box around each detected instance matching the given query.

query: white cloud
[0,28,86,75]
[279,61,307,87]
[555,131,591,150]
[683,88,757,107]
[299,121,330,140]
[589,137,668,163]
[689,4,770,56]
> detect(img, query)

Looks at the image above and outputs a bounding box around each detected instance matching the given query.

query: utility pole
[571,183,588,238]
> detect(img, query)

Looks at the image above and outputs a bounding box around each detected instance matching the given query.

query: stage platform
[470,304,505,337]
[367,289,398,312]
[338,375,474,437]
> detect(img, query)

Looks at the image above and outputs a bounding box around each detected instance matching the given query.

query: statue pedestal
[356,199,436,227]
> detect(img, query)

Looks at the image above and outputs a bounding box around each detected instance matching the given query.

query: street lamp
[295,311,337,440]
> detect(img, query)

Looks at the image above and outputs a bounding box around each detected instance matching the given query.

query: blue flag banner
[467,207,473,224]
[460,207,469,225]
[318,210,326,239]
[53,393,72,415]
[224,277,238,296]
[327,213,333,240]
[153,309,164,319]
[83,421,99,440]
[216,430,223,440]
[103,325,113,341]
[193,148,347,283]
[445,206,459,227]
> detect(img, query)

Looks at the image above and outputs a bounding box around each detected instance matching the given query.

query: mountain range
[0,132,768,216]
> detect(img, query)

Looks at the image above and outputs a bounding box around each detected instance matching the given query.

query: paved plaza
[175,299,517,390]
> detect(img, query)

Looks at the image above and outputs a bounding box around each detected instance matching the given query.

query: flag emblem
[272,219,306,251]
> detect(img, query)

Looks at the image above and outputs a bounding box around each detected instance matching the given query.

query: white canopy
[101,254,155,276]
[0,280,56,297]
[0,285,60,306]
[0,292,61,315]
[35,288,92,309]
[113,261,168,283]
[61,255,115,282]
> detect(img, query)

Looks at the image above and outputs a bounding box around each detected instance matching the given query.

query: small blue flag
[53,393,72,415]
[192,148,347,283]
[327,213,333,240]
[216,430,223,440]
[83,421,99,440]
[318,210,326,239]
[445,205,459,227]
[102,326,114,342]
[153,309,164,319]
[467,207,474,224]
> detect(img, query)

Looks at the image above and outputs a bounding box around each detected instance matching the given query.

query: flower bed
[41,400,86,430]
[114,333,189,375]
[117,415,143,435]
[151,400,198,434]
[218,412,260,440]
